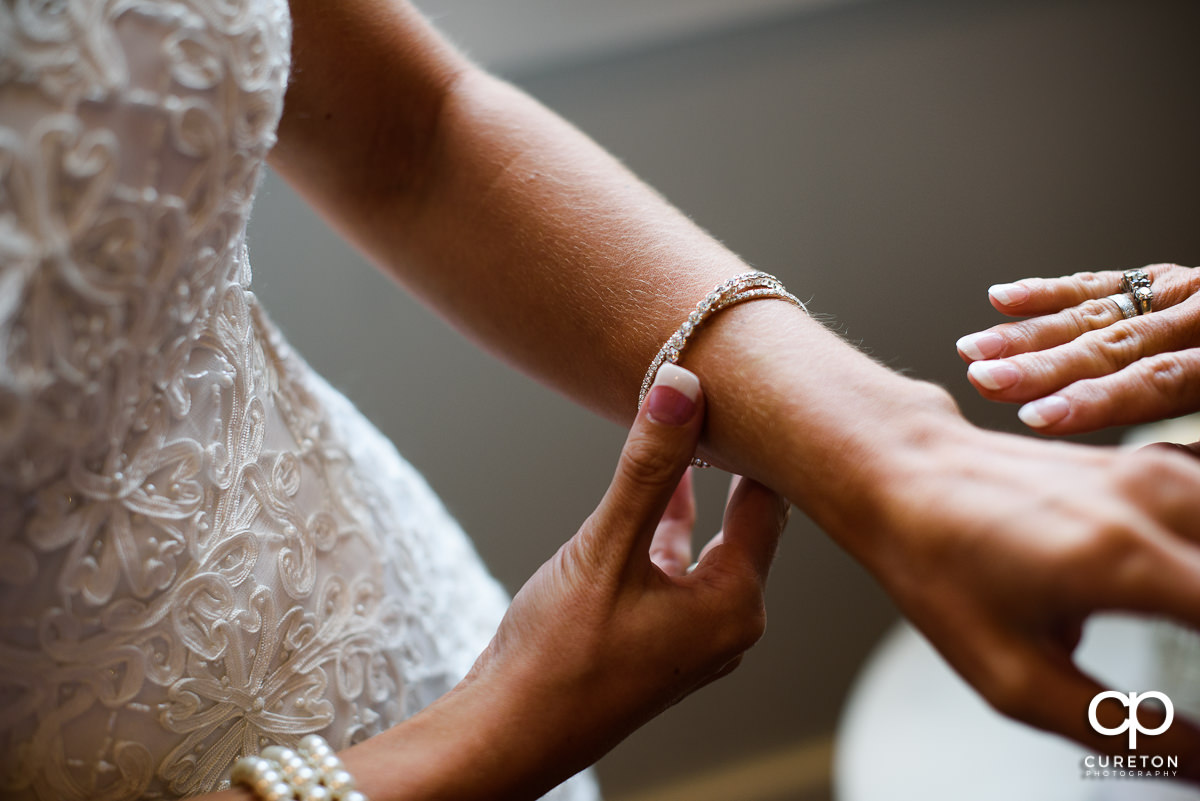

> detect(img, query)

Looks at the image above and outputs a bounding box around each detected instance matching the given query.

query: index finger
[696,477,787,585]
[988,264,1183,317]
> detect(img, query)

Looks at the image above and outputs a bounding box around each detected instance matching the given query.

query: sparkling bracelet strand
[638,271,808,468]
[230,734,367,801]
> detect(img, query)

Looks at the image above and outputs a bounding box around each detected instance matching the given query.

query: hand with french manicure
[956,263,1200,434]
[455,362,787,798]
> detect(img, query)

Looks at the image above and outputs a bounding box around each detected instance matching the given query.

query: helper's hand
[215,364,784,801]
[955,263,1200,434]
[459,362,787,799]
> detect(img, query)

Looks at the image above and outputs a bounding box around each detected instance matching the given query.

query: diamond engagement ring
[1121,268,1151,294]
[1119,268,1154,315]
[1132,285,1153,315]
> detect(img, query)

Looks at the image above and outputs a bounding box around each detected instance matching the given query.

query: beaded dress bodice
[0,2,596,799]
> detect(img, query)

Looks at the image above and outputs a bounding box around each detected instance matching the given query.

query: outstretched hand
[956,263,1200,433]
[460,363,788,798]
[857,427,1200,777]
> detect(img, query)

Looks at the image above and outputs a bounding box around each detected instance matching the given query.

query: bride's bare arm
[270,0,1200,771]
[269,0,943,515]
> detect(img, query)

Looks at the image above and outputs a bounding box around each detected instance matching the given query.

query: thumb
[587,363,705,565]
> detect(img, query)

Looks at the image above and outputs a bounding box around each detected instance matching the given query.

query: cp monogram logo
[1088,691,1174,749]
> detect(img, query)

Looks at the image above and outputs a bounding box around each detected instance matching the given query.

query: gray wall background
[246,0,1200,797]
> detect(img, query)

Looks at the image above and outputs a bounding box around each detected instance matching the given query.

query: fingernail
[988,283,1030,306]
[956,332,1005,361]
[646,363,701,426]
[967,359,1020,390]
[1018,396,1069,428]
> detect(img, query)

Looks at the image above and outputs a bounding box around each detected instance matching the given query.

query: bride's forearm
[270,3,966,539]
[281,59,766,421]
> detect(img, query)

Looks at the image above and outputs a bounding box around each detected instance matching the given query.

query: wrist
[684,299,971,532]
[800,382,979,565]
[336,676,537,801]
[339,656,593,801]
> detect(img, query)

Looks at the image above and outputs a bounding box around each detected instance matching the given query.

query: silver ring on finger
[1106,292,1137,320]
[1133,285,1153,315]
[1121,268,1151,295]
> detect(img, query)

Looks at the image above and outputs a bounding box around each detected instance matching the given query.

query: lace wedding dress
[0,2,597,799]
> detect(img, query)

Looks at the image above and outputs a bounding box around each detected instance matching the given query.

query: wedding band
[1121,268,1151,294]
[1133,285,1153,315]
[1107,293,1137,320]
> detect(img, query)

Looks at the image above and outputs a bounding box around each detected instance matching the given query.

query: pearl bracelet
[638,271,807,468]
[230,734,367,801]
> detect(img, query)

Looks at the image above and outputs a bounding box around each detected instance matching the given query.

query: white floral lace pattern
[0,1,597,799]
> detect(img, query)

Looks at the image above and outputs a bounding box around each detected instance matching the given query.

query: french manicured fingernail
[646,363,701,426]
[967,359,1019,390]
[988,283,1030,306]
[956,332,1004,361]
[1018,396,1069,428]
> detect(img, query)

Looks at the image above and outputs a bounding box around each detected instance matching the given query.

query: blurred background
[247,0,1200,798]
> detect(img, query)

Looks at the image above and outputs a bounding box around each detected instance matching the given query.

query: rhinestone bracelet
[638,271,808,468]
[230,734,367,801]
